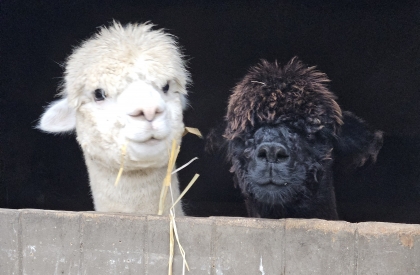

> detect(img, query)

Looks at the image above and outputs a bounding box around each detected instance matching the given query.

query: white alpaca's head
[39,22,190,170]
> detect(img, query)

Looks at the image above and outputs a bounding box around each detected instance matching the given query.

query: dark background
[1,0,420,223]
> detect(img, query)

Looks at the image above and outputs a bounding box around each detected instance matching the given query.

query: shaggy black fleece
[223,57,383,220]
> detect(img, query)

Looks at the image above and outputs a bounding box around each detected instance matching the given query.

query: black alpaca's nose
[256,143,289,163]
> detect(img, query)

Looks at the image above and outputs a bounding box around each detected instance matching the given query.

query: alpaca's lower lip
[258,183,282,192]
[127,137,162,144]
[259,181,288,187]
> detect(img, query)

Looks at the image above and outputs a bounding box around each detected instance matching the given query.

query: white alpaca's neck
[84,157,183,215]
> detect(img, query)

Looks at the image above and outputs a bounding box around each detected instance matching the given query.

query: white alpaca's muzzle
[118,80,171,143]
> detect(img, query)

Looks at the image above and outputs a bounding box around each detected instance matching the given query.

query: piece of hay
[172,157,198,175]
[164,127,202,275]
[159,127,202,215]
[158,139,180,215]
[168,173,200,275]
[183,127,203,138]
[112,127,202,275]
[114,142,128,186]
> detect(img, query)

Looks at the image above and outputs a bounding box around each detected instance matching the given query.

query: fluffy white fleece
[38,21,190,215]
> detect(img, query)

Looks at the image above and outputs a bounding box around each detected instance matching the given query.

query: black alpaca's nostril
[257,147,268,159]
[275,146,289,160]
[257,143,289,163]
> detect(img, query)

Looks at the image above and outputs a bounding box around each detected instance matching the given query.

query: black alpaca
[223,57,383,220]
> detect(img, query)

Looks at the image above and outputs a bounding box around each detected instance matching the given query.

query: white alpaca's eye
[94,89,106,101]
[162,83,170,93]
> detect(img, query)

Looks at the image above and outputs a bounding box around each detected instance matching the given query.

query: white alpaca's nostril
[128,110,144,118]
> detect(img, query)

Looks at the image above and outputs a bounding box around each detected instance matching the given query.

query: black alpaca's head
[223,57,382,219]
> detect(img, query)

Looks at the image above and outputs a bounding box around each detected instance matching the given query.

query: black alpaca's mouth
[257,181,289,191]
[253,175,291,187]
[260,181,289,187]
[249,179,292,197]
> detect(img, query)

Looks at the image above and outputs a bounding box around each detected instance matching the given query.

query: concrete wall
[1,208,419,275]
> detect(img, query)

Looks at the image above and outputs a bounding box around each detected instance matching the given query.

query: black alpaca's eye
[94,89,106,101]
[162,83,170,93]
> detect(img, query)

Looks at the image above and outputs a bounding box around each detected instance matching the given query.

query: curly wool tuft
[224,57,343,140]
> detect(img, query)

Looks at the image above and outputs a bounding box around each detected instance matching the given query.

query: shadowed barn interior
[1,0,420,223]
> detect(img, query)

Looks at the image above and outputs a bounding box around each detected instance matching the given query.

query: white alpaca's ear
[38,98,76,133]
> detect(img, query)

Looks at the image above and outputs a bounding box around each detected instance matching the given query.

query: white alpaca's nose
[119,80,166,122]
[128,105,164,121]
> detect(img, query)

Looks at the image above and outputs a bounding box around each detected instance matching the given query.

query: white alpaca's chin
[126,138,169,164]
[136,138,161,145]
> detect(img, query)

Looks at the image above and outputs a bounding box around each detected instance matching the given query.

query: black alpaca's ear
[205,122,228,154]
[333,111,384,170]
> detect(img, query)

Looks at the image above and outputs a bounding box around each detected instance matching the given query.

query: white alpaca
[38,22,190,215]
